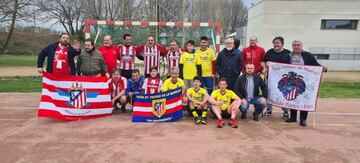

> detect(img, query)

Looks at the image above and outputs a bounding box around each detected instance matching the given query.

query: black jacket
[234,74,268,99]
[283,51,321,66]
[216,48,242,77]
[37,42,80,75]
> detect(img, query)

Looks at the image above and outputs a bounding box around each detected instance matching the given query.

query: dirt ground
[0,93,359,163]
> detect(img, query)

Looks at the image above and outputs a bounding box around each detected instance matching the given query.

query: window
[321,19,358,30]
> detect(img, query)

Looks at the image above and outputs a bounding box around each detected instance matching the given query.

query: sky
[20,0,262,32]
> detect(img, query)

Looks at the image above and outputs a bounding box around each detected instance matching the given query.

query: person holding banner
[109,68,128,113]
[142,66,162,94]
[162,67,188,105]
[209,78,242,128]
[186,76,210,125]
[263,36,292,119]
[234,64,268,121]
[37,33,80,75]
[77,39,110,78]
[126,69,145,105]
[284,40,327,127]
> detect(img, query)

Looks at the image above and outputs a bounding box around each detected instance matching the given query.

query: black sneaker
[201,117,207,125]
[253,114,259,121]
[286,119,297,123]
[300,120,307,127]
[282,112,289,119]
[241,113,247,119]
[265,109,272,116]
[194,117,202,124]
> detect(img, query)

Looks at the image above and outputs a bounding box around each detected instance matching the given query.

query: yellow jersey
[162,78,185,92]
[196,48,216,77]
[180,52,201,80]
[211,89,238,111]
[187,87,207,107]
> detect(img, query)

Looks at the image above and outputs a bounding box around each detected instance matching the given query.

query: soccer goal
[84,20,222,76]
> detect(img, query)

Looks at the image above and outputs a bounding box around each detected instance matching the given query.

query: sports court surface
[0,93,359,163]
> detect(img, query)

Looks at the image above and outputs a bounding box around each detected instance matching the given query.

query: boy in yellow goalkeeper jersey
[186,76,209,125]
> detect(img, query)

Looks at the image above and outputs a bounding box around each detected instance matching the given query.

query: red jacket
[98,45,119,75]
[241,45,265,74]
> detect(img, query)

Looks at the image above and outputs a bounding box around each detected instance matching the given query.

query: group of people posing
[37,33,327,128]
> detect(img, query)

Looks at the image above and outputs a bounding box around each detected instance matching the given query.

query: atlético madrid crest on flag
[277,71,306,101]
[152,99,166,118]
[68,83,87,109]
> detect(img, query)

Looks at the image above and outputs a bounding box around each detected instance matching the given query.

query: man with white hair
[216,37,242,91]
[284,40,327,127]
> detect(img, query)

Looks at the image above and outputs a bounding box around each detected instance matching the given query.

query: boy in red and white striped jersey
[142,66,163,94]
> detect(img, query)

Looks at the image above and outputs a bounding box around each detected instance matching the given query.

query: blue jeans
[240,97,266,116]
[201,77,214,95]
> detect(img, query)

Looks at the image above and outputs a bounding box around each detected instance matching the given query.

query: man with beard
[216,37,242,91]
[77,39,110,78]
[37,33,80,75]
[196,36,216,95]
[98,35,119,75]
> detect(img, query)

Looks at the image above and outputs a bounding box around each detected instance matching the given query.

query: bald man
[241,36,266,75]
[98,35,119,75]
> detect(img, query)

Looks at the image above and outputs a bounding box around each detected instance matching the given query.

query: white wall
[247,0,360,51]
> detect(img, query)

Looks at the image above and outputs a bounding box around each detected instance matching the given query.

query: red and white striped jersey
[118,45,137,70]
[137,45,166,74]
[108,77,127,98]
[166,49,183,71]
[142,77,162,94]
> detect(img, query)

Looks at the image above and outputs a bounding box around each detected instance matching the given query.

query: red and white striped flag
[38,72,113,121]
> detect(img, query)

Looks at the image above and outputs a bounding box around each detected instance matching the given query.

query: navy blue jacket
[234,74,268,99]
[37,42,80,75]
[216,48,242,77]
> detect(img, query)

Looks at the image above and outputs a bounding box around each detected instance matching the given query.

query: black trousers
[290,109,308,121]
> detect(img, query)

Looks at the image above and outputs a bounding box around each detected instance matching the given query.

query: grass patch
[0,76,42,92]
[0,55,38,67]
[0,76,359,99]
[319,81,360,98]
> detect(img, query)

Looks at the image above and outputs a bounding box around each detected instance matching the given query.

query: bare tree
[0,0,33,54]
[37,0,83,36]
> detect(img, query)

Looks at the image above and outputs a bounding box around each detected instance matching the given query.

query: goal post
[84,20,222,53]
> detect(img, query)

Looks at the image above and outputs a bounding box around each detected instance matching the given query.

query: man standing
[241,36,265,74]
[216,37,242,91]
[136,36,167,77]
[98,35,119,75]
[234,64,268,121]
[263,36,292,118]
[166,40,183,77]
[196,36,216,95]
[118,34,140,79]
[179,40,202,88]
[77,39,110,78]
[284,40,327,127]
[37,33,80,75]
